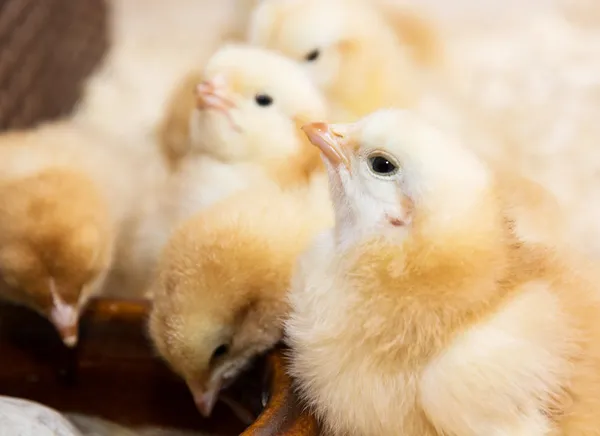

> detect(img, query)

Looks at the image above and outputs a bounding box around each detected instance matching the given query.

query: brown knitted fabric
[0,0,109,131]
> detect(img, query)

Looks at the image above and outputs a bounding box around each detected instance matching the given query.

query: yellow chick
[187,43,327,165]
[287,110,600,435]
[0,169,112,347]
[149,180,332,418]
[0,121,137,346]
[125,43,329,297]
[247,0,442,121]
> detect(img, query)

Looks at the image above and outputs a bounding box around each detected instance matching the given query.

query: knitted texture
[0,0,108,131]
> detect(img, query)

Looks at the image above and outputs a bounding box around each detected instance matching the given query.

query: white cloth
[0,396,81,436]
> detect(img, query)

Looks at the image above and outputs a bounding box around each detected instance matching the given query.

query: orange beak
[188,379,222,418]
[195,79,236,112]
[301,122,352,170]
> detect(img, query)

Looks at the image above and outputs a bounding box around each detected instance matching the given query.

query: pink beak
[188,379,222,418]
[48,282,79,348]
[302,122,352,170]
[195,79,235,112]
[52,317,79,348]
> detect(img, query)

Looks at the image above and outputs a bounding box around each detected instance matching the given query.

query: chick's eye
[210,344,229,363]
[305,49,320,62]
[368,154,398,176]
[254,94,273,107]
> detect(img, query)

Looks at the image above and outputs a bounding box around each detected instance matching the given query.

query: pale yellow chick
[125,43,329,297]
[149,180,332,418]
[247,0,443,121]
[287,110,600,435]
[0,121,137,346]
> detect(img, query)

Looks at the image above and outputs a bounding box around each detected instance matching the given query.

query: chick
[0,121,138,346]
[187,43,327,165]
[158,43,327,174]
[247,0,442,121]
[164,43,329,206]
[149,180,332,418]
[124,44,328,297]
[0,169,112,347]
[287,110,600,435]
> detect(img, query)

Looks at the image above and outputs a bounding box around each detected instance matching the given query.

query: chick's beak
[48,279,79,347]
[195,78,235,113]
[188,379,221,418]
[302,122,352,170]
[49,302,79,348]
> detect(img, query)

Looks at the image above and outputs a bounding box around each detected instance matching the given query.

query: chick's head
[302,109,498,246]
[149,205,292,417]
[248,0,388,92]
[190,43,327,162]
[0,169,113,347]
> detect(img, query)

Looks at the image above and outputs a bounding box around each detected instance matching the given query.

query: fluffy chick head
[148,186,320,417]
[248,0,428,114]
[0,169,113,347]
[248,0,383,90]
[189,43,327,162]
[302,109,496,245]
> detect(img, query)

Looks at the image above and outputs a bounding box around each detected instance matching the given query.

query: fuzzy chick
[149,181,332,418]
[187,43,327,165]
[163,43,329,212]
[126,44,328,297]
[287,110,600,435]
[158,43,328,172]
[0,122,137,346]
[247,0,442,121]
[0,169,112,347]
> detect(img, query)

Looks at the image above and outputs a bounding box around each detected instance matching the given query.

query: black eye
[210,344,229,363]
[368,154,398,176]
[255,94,273,107]
[305,49,320,62]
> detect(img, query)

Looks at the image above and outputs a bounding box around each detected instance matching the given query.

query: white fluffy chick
[288,110,600,435]
[247,0,435,121]
[122,43,329,297]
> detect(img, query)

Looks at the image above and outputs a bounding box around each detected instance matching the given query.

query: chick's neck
[338,216,513,368]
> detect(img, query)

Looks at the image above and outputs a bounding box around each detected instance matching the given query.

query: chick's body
[248,0,439,121]
[127,44,328,297]
[288,110,600,435]
[0,121,138,344]
[149,179,332,417]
